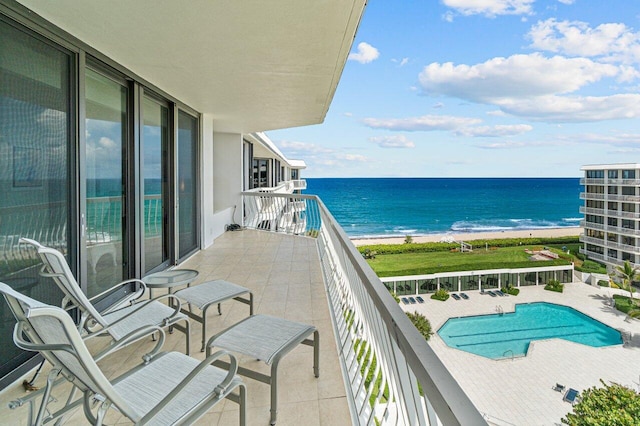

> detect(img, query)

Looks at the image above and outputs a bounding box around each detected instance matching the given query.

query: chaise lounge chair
[553,383,566,392]
[401,297,409,304]
[460,293,469,300]
[20,238,191,354]
[487,290,497,297]
[451,293,461,300]
[495,289,506,296]
[563,388,580,405]
[416,296,425,303]
[409,297,417,304]
[0,283,246,426]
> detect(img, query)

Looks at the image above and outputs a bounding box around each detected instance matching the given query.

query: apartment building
[580,163,640,267]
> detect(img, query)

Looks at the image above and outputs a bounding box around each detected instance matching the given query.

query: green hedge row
[358,236,580,255]
[376,258,570,277]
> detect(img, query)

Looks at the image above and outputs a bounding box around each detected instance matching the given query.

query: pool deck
[403,283,640,426]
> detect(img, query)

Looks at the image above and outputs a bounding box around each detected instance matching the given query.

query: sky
[268,0,640,178]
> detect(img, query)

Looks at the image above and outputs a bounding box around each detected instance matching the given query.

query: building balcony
[292,180,307,191]
[579,178,604,185]
[1,192,484,425]
[579,192,605,200]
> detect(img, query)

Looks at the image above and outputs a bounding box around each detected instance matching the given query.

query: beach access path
[350,227,582,247]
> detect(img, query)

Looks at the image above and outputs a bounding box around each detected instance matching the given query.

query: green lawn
[366,245,572,277]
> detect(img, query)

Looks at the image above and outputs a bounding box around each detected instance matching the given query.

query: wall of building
[206,131,243,246]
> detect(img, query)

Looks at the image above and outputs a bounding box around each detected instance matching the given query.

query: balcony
[1,192,485,425]
[292,180,307,191]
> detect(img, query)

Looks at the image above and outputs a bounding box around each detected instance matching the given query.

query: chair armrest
[88,279,148,311]
[83,294,182,341]
[139,350,239,424]
[93,324,166,363]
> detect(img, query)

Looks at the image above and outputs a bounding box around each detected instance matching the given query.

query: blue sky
[268,0,640,178]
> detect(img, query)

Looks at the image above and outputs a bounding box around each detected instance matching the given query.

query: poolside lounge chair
[451,293,461,300]
[19,238,190,354]
[409,297,417,304]
[563,388,580,405]
[416,296,425,303]
[487,290,497,297]
[401,297,409,304]
[553,383,566,392]
[495,289,506,296]
[0,283,246,426]
[460,293,469,300]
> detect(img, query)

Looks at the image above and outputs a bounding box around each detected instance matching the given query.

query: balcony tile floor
[404,283,640,426]
[0,230,351,426]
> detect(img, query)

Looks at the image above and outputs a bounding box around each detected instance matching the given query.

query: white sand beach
[350,227,582,247]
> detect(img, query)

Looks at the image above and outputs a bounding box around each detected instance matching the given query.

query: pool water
[437,302,623,360]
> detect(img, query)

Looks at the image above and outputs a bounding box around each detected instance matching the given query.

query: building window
[608,170,618,179]
[622,203,636,213]
[622,186,636,196]
[608,249,618,259]
[608,201,618,211]
[622,219,635,230]
[587,229,604,239]
[608,186,618,194]
[622,252,634,262]
[622,170,636,179]
[252,158,269,188]
[587,170,604,178]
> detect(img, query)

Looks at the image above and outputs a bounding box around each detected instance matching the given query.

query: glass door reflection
[142,96,170,272]
[85,68,128,296]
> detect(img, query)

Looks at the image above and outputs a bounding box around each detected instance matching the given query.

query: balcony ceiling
[16,0,366,133]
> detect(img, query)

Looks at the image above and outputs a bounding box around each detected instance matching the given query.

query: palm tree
[612,261,640,305]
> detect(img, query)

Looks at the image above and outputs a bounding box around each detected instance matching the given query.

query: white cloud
[477,141,527,149]
[419,53,619,103]
[442,0,534,17]
[455,124,533,137]
[498,94,640,122]
[442,11,455,22]
[348,42,380,64]
[528,19,640,64]
[369,135,415,148]
[276,140,333,154]
[432,102,444,109]
[363,114,481,131]
[392,57,410,66]
[557,0,575,4]
[487,110,507,116]
[336,153,372,162]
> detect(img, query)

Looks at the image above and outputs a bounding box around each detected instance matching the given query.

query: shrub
[405,311,433,341]
[362,248,377,259]
[577,259,607,274]
[597,279,609,287]
[404,235,413,244]
[430,288,449,301]
[502,286,520,296]
[575,252,586,261]
[562,381,640,426]
[544,279,564,293]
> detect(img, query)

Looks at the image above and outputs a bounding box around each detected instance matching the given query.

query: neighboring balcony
[292,179,307,191]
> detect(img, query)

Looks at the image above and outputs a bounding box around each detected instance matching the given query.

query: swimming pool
[437,302,623,360]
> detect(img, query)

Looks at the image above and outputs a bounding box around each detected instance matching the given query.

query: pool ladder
[495,305,504,315]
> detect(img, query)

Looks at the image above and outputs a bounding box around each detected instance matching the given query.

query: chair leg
[313,330,320,378]
[184,319,191,356]
[200,305,210,352]
[35,368,59,426]
[270,361,279,426]
[239,383,247,426]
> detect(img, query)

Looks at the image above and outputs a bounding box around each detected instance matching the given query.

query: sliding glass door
[177,111,199,259]
[142,96,170,272]
[0,19,74,386]
[84,68,128,296]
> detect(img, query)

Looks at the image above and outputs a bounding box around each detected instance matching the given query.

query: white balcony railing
[292,179,307,190]
[242,191,486,425]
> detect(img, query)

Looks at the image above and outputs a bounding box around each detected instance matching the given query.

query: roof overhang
[15,0,366,133]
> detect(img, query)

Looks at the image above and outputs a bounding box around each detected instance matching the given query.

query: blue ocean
[306,178,582,238]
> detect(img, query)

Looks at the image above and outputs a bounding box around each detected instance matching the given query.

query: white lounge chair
[0,282,246,426]
[20,238,191,355]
